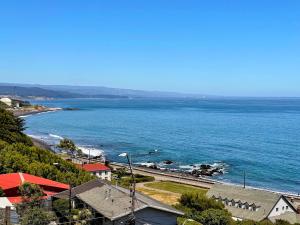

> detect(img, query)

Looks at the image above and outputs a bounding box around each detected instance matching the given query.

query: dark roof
[54,179,183,220]
[53,179,105,199]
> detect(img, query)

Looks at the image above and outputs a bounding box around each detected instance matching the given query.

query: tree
[0,108,32,145]
[198,209,233,225]
[20,207,56,225]
[0,187,5,197]
[57,138,77,154]
[18,182,44,206]
[179,193,224,212]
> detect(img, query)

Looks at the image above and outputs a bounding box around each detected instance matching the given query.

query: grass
[144,181,208,195]
[136,187,180,205]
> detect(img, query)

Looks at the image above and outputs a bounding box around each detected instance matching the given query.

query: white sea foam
[49,133,64,140]
[78,146,104,157]
[137,162,156,167]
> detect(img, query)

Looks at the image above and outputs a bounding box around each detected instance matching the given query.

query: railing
[0,207,20,225]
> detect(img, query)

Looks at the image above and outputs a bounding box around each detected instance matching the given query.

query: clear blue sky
[0,0,299,97]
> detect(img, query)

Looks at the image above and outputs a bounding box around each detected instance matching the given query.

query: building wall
[268,197,295,218]
[94,171,111,181]
[0,98,12,106]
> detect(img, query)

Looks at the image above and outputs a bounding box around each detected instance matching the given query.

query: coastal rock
[163,160,173,165]
[190,163,225,177]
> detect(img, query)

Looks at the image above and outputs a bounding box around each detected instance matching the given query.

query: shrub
[198,209,233,225]
[179,193,224,212]
[20,207,56,225]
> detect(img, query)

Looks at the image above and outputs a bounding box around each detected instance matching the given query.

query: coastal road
[110,162,215,189]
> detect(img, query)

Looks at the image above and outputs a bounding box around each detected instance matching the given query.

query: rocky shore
[13,107,62,117]
[136,161,226,177]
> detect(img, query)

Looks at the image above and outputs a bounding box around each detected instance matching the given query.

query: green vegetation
[0,101,8,109]
[176,193,233,225]
[0,187,5,197]
[19,182,44,205]
[0,108,93,186]
[20,207,56,225]
[177,217,202,225]
[57,138,77,152]
[112,168,155,188]
[145,181,207,195]
[0,108,32,145]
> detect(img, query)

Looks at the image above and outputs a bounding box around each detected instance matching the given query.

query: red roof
[80,163,111,172]
[0,173,69,205]
[0,173,69,190]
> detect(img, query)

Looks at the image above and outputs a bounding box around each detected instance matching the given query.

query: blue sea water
[24,98,300,194]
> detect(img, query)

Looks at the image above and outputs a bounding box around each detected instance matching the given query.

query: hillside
[0,85,128,99]
[0,83,207,99]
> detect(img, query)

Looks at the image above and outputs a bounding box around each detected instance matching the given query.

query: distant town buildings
[79,163,112,181]
[0,96,30,108]
[54,179,183,225]
[0,97,12,107]
[207,183,300,224]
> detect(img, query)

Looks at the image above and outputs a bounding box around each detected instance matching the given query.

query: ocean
[24,98,300,194]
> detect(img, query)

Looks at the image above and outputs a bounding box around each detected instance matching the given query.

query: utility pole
[243,171,246,189]
[119,153,136,225]
[69,183,72,222]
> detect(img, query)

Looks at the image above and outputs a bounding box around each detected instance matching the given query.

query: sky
[0,0,299,97]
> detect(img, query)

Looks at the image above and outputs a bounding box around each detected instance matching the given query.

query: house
[54,179,183,225]
[207,183,300,223]
[0,173,69,208]
[79,163,112,181]
[0,97,12,107]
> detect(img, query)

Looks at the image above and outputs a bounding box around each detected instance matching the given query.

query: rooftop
[207,184,296,221]
[79,163,111,172]
[54,179,183,220]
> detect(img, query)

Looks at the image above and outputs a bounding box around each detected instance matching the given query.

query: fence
[0,207,20,225]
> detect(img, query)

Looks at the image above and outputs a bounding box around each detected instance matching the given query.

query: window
[276,208,279,212]
[286,206,289,210]
[282,206,285,210]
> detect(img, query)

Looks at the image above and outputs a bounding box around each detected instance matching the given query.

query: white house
[80,163,112,181]
[207,184,300,223]
[0,97,12,107]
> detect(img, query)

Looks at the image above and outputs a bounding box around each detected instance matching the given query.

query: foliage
[72,209,93,225]
[145,181,207,195]
[236,220,274,225]
[19,182,44,204]
[20,207,56,225]
[57,138,77,153]
[179,193,224,212]
[53,199,69,215]
[198,209,233,225]
[0,187,5,197]
[112,173,155,188]
[177,217,202,225]
[275,220,292,225]
[0,141,93,186]
[0,101,8,109]
[0,108,32,145]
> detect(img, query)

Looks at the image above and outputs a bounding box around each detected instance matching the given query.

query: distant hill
[0,86,128,99]
[0,83,207,99]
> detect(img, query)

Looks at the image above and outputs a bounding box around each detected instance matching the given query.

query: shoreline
[13,107,62,117]
[23,110,300,200]
[29,133,300,199]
